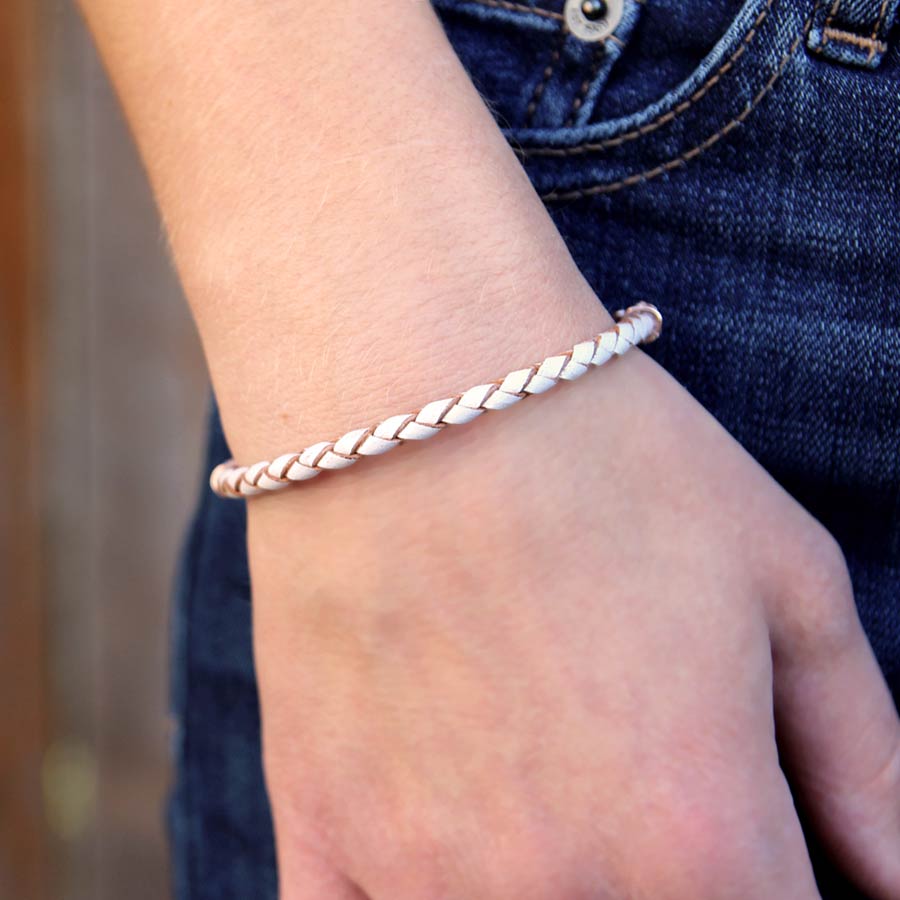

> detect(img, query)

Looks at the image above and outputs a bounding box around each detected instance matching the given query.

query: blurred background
[1,1,208,897]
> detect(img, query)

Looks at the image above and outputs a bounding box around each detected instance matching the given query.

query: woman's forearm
[77,0,611,463]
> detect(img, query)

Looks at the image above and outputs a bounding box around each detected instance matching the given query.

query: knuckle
[773,522,860,658]
[863,740,900,815]
[797,524,853,604]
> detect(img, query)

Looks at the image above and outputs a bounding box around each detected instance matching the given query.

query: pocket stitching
[520,0,777,156]
[565,43,607,126]
[525,30,566,126]
[821,0,841,43]
[539,1,817,201]
[460,0,564,21]
[871,0,892,46]
[819,27,888,54]
[809,0,893,64]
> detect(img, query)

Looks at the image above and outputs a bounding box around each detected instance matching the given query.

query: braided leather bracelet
[210,302,662,498]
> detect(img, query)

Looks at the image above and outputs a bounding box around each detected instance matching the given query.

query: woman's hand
[75,1,900,894]
[250,348,900,900]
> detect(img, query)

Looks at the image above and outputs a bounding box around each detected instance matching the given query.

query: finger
[768,547,900,900]
[704,681,822,900]
[756,764,824,900]
[620,665,822,900]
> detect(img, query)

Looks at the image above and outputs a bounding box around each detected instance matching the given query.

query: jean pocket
[434,0,823,202]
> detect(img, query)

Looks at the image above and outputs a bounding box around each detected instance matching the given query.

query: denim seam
[539,1,817,201]
[522,9,630,129]
[525,31,565,126]
[564,43,606,126]
[822,0,841,42]
[873,0,891,36]
[519,0,777,156]
[443,2,635,32]
[869,0,891,61]
[822,26,888,51]
[460,0,563,20]
[814,0,891,63]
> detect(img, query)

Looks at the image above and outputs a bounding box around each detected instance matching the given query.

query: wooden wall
[0,0,46,893]
[1,3,208,897]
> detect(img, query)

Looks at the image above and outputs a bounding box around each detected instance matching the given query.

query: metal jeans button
[564,0,624,42]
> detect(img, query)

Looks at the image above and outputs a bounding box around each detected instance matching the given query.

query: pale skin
[78,2,900,897]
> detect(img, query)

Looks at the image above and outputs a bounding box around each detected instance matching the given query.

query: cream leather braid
[210,302,662,498]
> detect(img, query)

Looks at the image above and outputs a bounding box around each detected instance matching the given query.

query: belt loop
[807,0,900,68]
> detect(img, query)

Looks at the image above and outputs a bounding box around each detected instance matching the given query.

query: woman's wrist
[182,114,615,464]
[210,303,659,498]
[208,259,615,466]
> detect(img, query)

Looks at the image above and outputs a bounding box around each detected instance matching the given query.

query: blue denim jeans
[168,1,900,896]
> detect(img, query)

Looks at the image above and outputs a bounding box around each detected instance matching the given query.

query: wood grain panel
[0,0,48,897]
[1,2,209,896]
[36,4,208,897]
